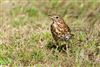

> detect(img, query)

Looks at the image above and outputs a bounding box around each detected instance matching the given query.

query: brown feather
[50,15,72,42]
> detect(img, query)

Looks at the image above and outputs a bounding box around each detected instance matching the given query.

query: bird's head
[49,15,64,23]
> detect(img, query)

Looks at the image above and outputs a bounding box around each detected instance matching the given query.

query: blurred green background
[0,0,100,66]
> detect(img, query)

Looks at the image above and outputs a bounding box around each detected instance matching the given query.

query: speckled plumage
[50,15,72,43]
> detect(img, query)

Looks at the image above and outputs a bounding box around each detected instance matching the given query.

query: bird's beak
[50,17,54,20]
[50,16,54,20]
[48,15,53,20]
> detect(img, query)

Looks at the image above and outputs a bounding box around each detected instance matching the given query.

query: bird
[50,15,73,48]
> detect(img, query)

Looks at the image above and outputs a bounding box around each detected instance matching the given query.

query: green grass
[0,0,100,66]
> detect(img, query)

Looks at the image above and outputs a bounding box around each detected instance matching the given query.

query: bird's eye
[56,16,58,19]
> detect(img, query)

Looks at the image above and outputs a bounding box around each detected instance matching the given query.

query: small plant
[32,49,44,62]
[25,7,38,17]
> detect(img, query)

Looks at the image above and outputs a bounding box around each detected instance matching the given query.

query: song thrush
[50,15,73,45]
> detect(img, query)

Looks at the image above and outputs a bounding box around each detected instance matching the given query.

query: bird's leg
[63,41,70,55]
[54,41,59,51]
[62,44,68,52]
[55,41,63,52]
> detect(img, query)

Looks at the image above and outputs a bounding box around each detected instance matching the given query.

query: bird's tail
[71,34,74,37]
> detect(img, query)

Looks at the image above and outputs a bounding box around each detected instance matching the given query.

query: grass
[0,0,100,66]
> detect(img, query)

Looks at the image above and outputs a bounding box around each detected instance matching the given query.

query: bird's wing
[57,22,71,35]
